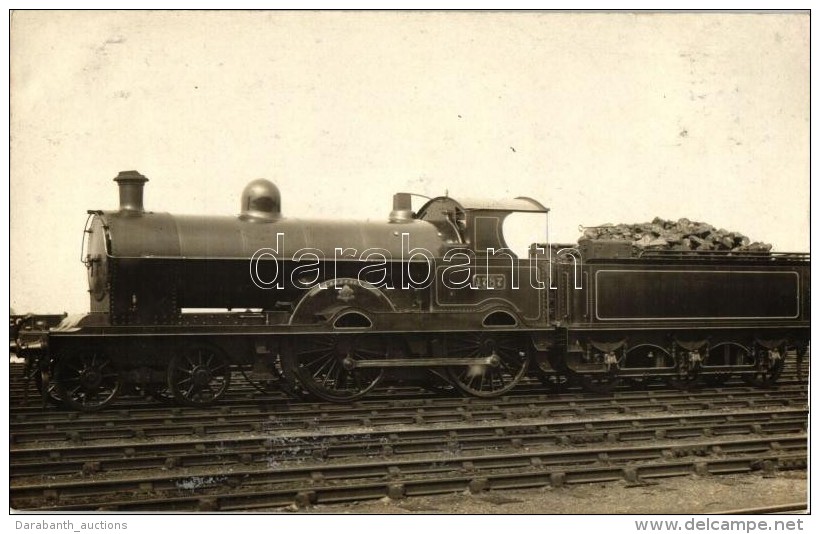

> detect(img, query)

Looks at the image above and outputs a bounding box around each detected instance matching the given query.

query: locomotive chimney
[114,170,148,213]
[389,192,413,223]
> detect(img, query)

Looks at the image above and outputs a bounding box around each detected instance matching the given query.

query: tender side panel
[595,269,800,321]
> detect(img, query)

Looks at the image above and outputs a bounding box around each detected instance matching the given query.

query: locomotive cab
[416,195,549,256]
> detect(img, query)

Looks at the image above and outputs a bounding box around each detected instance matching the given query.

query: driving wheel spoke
[447,333,529,398]
[54,349,122,412]
[280,335,385,402]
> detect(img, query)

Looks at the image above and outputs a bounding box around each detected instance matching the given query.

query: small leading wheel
[54,349,122,411]
[446,333,529,398]
[167,344,232,407]
[24,358,62,406]
[34,363,64,406]
[280,335,386,402]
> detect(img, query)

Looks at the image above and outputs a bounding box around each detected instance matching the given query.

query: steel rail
[12,447,807,511]
[10,411,807,478]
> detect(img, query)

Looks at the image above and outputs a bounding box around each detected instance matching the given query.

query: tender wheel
[668,347,705,391]
[54,349,122,411]
[623,345,674,389]
[743,345,785,387]
[167,344,232,406]
[702,343,747,387]
[280,335,386,402]
[576,346,624,394]
[446,333,529,398]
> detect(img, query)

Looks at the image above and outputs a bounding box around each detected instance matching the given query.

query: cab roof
[420,196,549,213]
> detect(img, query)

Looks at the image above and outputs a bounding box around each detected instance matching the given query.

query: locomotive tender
[33,170,810,410]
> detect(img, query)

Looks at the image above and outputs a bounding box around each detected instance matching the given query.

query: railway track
[9,358,809,512]
[10,385,807,444]
[12,434,806,511]
[10,408,807,477]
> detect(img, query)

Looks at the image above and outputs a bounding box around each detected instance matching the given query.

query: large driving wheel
[167,344,232,407]
[446,333,529,398]
[54,349,122,412]
[280,335,386,402]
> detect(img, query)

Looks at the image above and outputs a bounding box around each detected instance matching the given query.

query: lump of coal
[580,218,772,252]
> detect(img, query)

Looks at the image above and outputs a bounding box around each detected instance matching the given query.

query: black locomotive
[26,171,810,410]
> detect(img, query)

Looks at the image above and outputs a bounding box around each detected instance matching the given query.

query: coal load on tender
[580,217,772,252]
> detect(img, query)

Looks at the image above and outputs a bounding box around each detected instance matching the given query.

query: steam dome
[240,179,281,221]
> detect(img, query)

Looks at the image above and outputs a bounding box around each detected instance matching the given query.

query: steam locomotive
[25,171,810,411]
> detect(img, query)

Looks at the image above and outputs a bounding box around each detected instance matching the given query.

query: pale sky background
[9,11,810,314]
